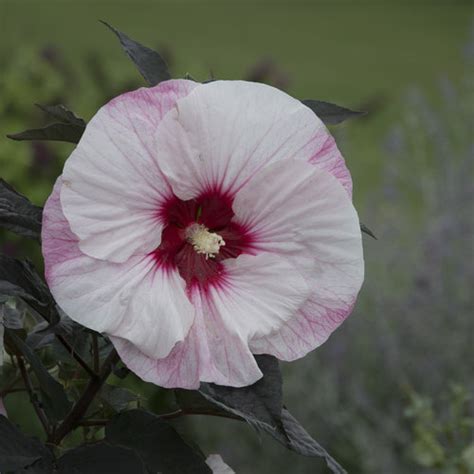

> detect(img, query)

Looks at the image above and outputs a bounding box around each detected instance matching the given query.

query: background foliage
[0,1,473,473]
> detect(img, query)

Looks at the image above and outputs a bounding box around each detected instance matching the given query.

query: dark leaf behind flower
[0,257,51,309]
[101,21,171,86]
[360,222,377,239]
[302,99,365,125]
[35,104,86,127]
[0,416,54,472]
[106,409,211,473]
[0,179,42,240]
[7,123,85,144]
[100,384,138,413]
[179,355,284,431]
[176,355,346,474]
[0,256,59,324]
[57,442,147,474]
[7,104,85,144]
[8,331,72,422]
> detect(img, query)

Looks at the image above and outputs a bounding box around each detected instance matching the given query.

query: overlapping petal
[154,80,352,201]
[112,252,309,388]
[60,80,197,263]
[43,178,195,359]
[230,158,364,359]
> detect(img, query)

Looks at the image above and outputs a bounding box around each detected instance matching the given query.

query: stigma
[185,223,225,259]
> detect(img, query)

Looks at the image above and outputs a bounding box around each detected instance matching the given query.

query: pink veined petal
[111,296,261,389]
[304,132,352,196]
[60,79,198,263]
[112,252,309,388]
[154,80,351,201]
[250,283,361,361]
[0,397,6,417]
[230,159,364,360]
[43,178,195,360]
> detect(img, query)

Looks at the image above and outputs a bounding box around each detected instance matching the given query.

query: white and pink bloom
[42,80,364,388]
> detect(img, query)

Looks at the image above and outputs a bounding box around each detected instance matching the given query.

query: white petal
[250,263,362,361]
[155,80,340,200]
[216,253,310,340]
[230,159,364,359]
[112,291,263,389]
[206,455,235,474]
[43,178,195,359]
[61,80,198,263]
[232,158,362,265]
[113,252,309,388]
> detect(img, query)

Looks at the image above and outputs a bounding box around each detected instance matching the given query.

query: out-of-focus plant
[405,384,474,473]
[0,48,66,205]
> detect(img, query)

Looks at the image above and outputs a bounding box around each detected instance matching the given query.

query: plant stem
[56,334,97,379]
[17,356,50,435]
[34,303,96,378]
[49,349,119,445]
[91,333,100,373]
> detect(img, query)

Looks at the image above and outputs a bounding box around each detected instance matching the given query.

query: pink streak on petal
[306,132,353,197]
[43,178,195,361]
[112,251,309,388]
[155,80,352,201]
[112,286,263,389]
[0,397,7,417]
[250,288,360,361]
[59,79,199,264]
[230,159,363,361]
[42,176,82,284]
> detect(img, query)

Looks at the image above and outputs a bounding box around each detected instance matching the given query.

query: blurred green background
[1,1,473,473]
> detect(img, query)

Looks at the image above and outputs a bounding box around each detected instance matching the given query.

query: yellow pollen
[185,223,225,259]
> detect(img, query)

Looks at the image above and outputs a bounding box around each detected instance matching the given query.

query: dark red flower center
[152,191,252,291]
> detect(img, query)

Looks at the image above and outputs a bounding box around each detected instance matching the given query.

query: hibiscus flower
[42,80,364,388]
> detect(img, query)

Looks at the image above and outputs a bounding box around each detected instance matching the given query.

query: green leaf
[360,223,377,239]
[7,122,85,144]
[57,442,147,474]
[101,21,171,86]
[8,331,72,422]
[106,409,211,473]
[0,179,43,240]
[302,99,365,125]
[0,415,53,472]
